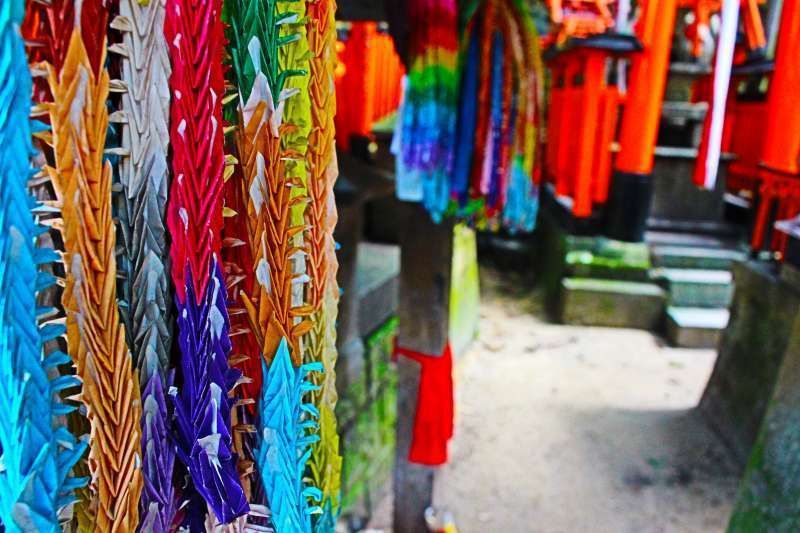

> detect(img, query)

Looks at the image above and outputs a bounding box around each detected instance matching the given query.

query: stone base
[559,278,666,330]
[565,238,651,282]
[666,307,729,349]
[654,268,734,308]
[651,245,746,270]
[699,260,800,464]
[728,309,800,531]
[356,242,400,337]
[449,225,480,358]
[339,318,399,528]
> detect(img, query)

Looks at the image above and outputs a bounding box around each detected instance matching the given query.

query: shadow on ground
[369,265,739,533]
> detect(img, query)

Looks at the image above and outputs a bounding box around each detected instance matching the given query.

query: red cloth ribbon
[395,342,455,466]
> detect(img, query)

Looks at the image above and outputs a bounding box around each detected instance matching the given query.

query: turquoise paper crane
[254,339,323,532]
[0,0,87,530]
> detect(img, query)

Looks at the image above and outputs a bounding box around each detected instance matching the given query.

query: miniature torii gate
[543,0,769,242]
[749,0,800,255]
[542,0,681,241]
[679,0,767,57]
[691,0,799,256]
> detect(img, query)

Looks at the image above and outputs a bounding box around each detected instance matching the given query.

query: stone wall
[699,261,800,463]
[728,291,800,530]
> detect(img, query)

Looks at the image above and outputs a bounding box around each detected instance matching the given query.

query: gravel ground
[368,267,741,533]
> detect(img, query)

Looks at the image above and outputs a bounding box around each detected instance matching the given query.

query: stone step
[646,218,743,239]
[566,235,651,261]
[565,250,651,282]
[645,230,740,249]
[565,236,652,282]
[652,245,746,270]
[666,307,730,349]
[559,278,666,330]
[654,268,734,308]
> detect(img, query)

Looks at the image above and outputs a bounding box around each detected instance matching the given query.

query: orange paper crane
[45,29,143,532]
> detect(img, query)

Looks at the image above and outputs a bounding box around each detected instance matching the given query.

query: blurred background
[331,1,800,531]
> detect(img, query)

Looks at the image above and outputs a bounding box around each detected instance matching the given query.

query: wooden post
[573,51,606,218]
[393,202,454,533]
[607,0,679,241]
[335,150,397,391]
[393,357,435,533]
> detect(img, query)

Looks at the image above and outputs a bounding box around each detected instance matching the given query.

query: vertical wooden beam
[393,202,454,533]
[393,357,435,533]
[397,203,454,355]
[614,0,678,176]
[573,51,606,217]
[607,0,678,241]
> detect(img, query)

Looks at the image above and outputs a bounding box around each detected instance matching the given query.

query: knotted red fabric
[395,342,455,466]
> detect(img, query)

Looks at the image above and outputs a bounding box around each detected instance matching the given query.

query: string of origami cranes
[395,0,545,232]
[2,0,340,530]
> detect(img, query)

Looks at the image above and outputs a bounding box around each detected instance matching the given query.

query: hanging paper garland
[394,0,460,221]
[457,0,543,231]
[45,22,144,533]
[111,0,176,527]
[8,0,345,529]
[395,0,544,232]
[0,2,86,530]
[225,0,329,527]
[224,0,304,517]
[164,0,249,522]
[305,0,344,528]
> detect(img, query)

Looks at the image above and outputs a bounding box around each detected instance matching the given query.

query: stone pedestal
[699,260,800,463]
[728,276,800,530]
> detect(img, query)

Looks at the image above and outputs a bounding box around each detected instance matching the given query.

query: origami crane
[46,24,144,531]
[254,340,323,533]
[165,0,250,522]
[0,2,86,530]
[305,0,343,526]
[110,0,176,528]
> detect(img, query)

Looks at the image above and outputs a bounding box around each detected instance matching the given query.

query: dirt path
[369,268,740,533]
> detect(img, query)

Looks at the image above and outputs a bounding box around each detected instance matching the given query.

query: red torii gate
[750,0,800,255]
